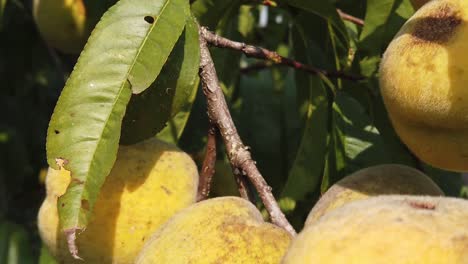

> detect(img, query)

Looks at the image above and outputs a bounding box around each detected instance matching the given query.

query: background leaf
[283,0,349,46]
[281,21,330,201]
[191,0,241,29]
[0,221,34,264]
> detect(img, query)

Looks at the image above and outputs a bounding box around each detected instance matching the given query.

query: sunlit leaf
[46,0,189,250]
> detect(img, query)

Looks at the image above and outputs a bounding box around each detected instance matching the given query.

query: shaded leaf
[0,0,6,31]
[211,4,243,100]
[281,79,329,200]
[423,166,463,197]
[156,78,200,145]
[356,0,413,76]
[46,0,189,247]
[82,0,118,30]
[0,221,34,264]
[322,92,391,192]
[238,5,256,39]
[284,0,349,45]
[237,70,286,191]
[191,0,241,29]
[335,93,390,172]
[281,24,330,200]
[121,16,200,144]
[39,245,58,264]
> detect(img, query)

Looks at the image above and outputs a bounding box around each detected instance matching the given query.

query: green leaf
[121,16,200,144]
[321,92,392,192]
[238,5,255,39]
[6,225,33,264]
[125,0,189,94]
[359,0,395,44]
[46,0,189,243]
[282,78,329,200]
[156,101,195,144]
[423,166,464,197]
[281,24,330,200]
[0,0,6,31]
[0,221,8,262]
[211,4,243,100]
[0,169,5,220]
[335,93,390,172]
[237,70,286,191]
[0,221,34,264]
[284,0,349,45]
[156,77,200,145]
[356,0,413,76]
[39,245,58,264]
[191,0,241,29]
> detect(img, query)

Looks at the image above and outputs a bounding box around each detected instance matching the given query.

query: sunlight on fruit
[283,195,468,264]
[37,138,199,263]
[305,164,443,225]
[136,197,292,264]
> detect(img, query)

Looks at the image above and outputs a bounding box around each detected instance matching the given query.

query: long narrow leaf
[46,0,189,255]
[281,23,330,200]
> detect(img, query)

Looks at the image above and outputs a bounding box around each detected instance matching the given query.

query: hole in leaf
[144,16,155,24]
[55,130,60,134]
[81,199,90,211]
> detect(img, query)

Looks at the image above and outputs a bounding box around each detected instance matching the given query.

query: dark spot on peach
[61,203,65,207]
[411,4,462,44]
[141,236,146,242]
[144,16,155,24]
[160,185,172,195]
[452,234,468,242]
[408,200,436,210]
[425,64,435,72]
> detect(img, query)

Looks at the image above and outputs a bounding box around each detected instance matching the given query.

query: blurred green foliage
[1,0,467,261]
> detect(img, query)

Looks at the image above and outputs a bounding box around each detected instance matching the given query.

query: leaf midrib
[69,0,177,228]
[126,0,173,89]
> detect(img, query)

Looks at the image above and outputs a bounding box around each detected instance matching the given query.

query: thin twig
[199,26,297,236]
[197,125,217,201]
[201,27,363,81]
[233,168,253,201]
[337,9,365,26]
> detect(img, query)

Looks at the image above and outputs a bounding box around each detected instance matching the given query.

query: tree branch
[197,125,217,201]
[200,27,364,81]
[337,9,365,26]
[198,26,297,236]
